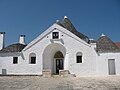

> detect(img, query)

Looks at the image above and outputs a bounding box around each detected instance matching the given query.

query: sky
[0,0,120,46]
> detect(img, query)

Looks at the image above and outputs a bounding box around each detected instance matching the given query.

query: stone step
[59,70,76,77]
[52,75,60,78]
[42,69,76,78]
[42,69,51,77]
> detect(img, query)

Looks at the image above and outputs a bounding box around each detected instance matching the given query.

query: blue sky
[0,0,120,46]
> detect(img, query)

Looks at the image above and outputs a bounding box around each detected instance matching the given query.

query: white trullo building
[0,16,120,77]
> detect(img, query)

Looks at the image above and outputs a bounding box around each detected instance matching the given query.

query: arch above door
[43,43,66,74]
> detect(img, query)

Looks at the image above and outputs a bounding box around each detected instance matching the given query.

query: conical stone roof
[96,35,120,53]
[0,43,26,53]
[57,16,89,42]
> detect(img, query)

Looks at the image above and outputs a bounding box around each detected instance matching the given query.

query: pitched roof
[0,43,26,53]
[115,42,120,48]
[96,35,120,53]
[56,16,89,42]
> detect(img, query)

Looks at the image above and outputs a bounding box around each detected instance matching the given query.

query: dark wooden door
[56,59,63,74]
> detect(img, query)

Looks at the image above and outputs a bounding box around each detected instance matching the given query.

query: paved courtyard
[0,75,120,90]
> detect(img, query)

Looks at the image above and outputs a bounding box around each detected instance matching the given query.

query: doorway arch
[43,43,66,74]
[54,51,64,58]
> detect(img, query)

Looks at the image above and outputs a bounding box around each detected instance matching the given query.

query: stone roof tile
[96,36,120,53]
[56,16,89,42]
[0,43,26,53]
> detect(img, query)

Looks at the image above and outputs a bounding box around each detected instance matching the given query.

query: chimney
[19,35,26,45]
[0,32,5,50]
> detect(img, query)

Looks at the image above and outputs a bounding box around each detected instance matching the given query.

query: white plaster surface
[0,24,120,76]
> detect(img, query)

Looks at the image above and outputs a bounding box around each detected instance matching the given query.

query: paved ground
[0,75,120,90]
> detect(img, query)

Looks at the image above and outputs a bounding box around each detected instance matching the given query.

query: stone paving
[0,75,120,90]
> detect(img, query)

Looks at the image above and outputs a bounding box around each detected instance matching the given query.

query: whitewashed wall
[97,53,120,76]
[0,24,120,76]
[0,53,42,75]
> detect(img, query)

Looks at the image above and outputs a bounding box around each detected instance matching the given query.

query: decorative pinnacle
[56,20,59,23]
[20,35,25,37]
[101,33,106,37]
[64,16,68,19]
[0,32,5,34]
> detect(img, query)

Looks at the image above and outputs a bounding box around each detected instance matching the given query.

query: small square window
[52,32,59,39]
[30,57,36,64]
[77,56,82,63]
[13,57,18,64]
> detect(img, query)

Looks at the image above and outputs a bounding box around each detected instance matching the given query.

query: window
[30,57,36,64]
[76,52,82,63]
[52,32,59,39]
[13,57,18,64]
[77,56,82,63]
[29,53,36,64]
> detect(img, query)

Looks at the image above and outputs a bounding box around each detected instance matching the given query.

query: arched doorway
[43,43,66,74]
[54,51,64,74]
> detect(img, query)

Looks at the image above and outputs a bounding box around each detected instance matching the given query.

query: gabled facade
[0,16,120,76]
